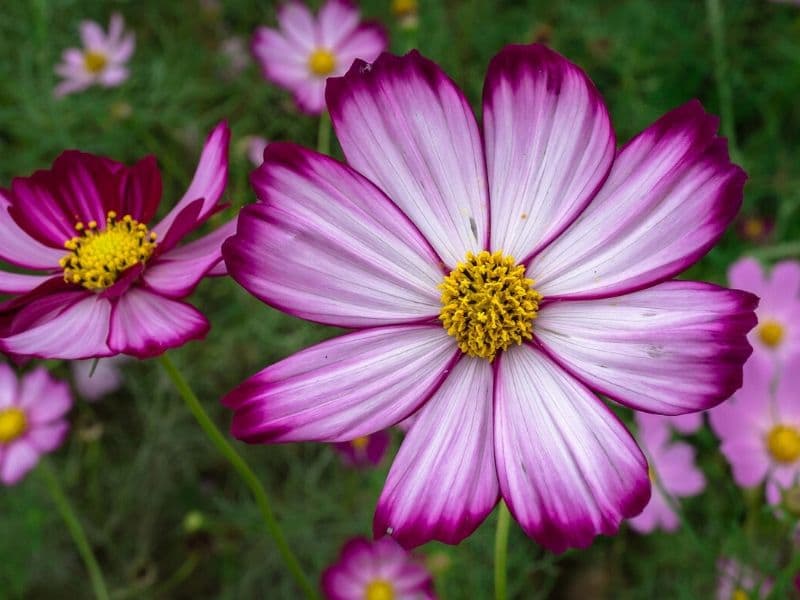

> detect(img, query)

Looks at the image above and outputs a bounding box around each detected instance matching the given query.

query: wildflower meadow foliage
[3,1,800,598]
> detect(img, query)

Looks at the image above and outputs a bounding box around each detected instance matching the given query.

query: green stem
[494,502,511,600]
[157,354,318,600]
[317,110,331,156]
[39,460,110,600]
[705,0,741,162]
[767,549,800,600]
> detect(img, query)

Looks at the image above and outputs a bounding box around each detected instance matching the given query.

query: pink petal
[327,51,489,268]
[628,490,677,534]
[0,272,54,294]
[333,24,387,69]
[776,357,800,423]
[276,1,317,52]
[0,440,40,485]
[728,257,766,296]
[765,260,800,312]
[109,33,135,63]
[719,438,770,488]
[0,363,19,409]
[292,79,327,115]
[494,344,649,553]
[0,192,63,269]
[19,367,72,423]
[226,144,443,328]
[668,412,705,435]
[484,44,615,263]
[79,20,107,50]
[54,77,93,97]
[318,0,360,49]
[374,357,499,547]
[26,421,69,453]
[225,325,458,443]
[532,100,745,300]
[535,281,757,414]
[98,65,129,87]
[107,13,125,43]
[0,291,113,359]
[107,288,209,358]
[708,359,774,440]
[153,122,230,240]
[143,219,235,299]
[656,442,706,497]
[251,28,310,89]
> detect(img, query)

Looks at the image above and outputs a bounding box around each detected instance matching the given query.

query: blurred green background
[1,0,799,598]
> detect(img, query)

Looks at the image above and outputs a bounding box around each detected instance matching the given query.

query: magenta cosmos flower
[223,45,757,552]
[0,123,233,360]
[628,413,705,534]
[0,364,72,485]
[709,358,800,504]
[54,13,135,97]
[332,430,391,468]
[321,536,435,600]
[728,257,800,370]
[251,0,387,114]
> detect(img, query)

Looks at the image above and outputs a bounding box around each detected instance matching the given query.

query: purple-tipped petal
[484,44,615,263]
[494,344,649,553]
[225,325,458,443]
[227,143,444,328]
[0,192,63,269]
[118,155,162,224]
[327,51,489,268]
[532,100,745,300]
[535,281,758,414]
[0,272,54,295]
[107,288,209,358]
[374,356,499,548]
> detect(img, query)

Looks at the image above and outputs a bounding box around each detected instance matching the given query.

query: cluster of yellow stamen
[59,211,157,291]
[308,48,336,76]
[83,50,108,74]
[439,251,541,361]
[365,580,394,600]
[0,408,27,444]
[767,424,800,464]
[757,320,785,348]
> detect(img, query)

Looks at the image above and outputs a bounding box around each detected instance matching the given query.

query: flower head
[0,123,233,360]
[71,356,127,401]
[223,45,756,551]
[54,13,135,97]
[628,413,705,534]
[321,536,435,600]
[251,0,387,114]
[0,364,72,485]
[710,358,800,504]
[332,430,391,468]
[728,257,800,370]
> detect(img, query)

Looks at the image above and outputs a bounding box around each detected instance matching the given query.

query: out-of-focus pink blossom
[246,136,270,167]
[71,357,127,401]
[716,558,772,600]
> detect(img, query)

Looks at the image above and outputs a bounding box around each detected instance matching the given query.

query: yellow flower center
[439,251,541,361]
[83,50,108,74]
[365,579,394,600]
[758,320,784,348]
[742,217,764,239]
[351,436,369,451]
[0,408,27,444]
[308,49,336,77]
[391,0,418,17]
[767,424,800,464]
[732,589,750,600]
[59,211,158,291]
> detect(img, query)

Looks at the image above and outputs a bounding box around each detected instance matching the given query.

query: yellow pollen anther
[0,408,27,444]
[308,49,336,76]
[60,211,157,291]
[83,50,108,74]
[351,436,369,451]
[365,579,394,600]
[439,250,541,361]
[391,0,418,17]
[758,320,785,348]
[767,424,800,464]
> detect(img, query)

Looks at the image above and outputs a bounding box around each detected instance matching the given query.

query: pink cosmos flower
[709,358,800,504]
[0,364,72,485]
[251,0,387,114]
[0,123,234,360]
[222,45,757,552]
[332,430,391,468]
[716,558,772,600]
[628,413,705,534]
[71,356,127,401]
[321,536,435,600]
[54,13,135,97]
[728,257,800,370]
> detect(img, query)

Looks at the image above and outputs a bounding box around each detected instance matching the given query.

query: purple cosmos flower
[222,45,757,552]
[0,123,234,360]
[251,0,387,114]
[716,558,772,600]
[71,356,127,401]
[54,13,135,97]
[0,364,72,485]
[628,413,706,534]
[321,536,435,600]
[728,257,800,370]
[709,358,800,504]
[332,430,391,468]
